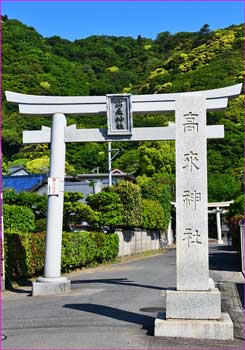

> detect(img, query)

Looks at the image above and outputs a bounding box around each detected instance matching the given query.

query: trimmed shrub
[87,191,123,228]
[91,231,119,262]
[5,232,46,281]
[63,201,100,230]
[137,173,172,229]
[61,231,97,271]
[142,199,165,230]
[4,231,119,281]
[3,188,48,219]
[34,218,47,232]
[3,204,35,233]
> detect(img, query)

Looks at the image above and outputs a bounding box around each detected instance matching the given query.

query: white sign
[48,177,60,196]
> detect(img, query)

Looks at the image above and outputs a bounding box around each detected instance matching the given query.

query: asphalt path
[2,245,244,349]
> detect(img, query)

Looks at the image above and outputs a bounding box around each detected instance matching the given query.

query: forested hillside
[2,16,244,201]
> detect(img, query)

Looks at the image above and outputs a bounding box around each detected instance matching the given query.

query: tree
[63,201,99,231]
[208,173,241,202]
[138,141,175,176]
[110,181,143,228]
[199,24,211,36]
[87,191,123,229]
[142,199,165,230]
[137,173,172,229]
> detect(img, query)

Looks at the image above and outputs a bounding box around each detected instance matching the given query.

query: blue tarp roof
[3,174,47,193]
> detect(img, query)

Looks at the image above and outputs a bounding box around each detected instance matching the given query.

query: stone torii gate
[6,83,241,340]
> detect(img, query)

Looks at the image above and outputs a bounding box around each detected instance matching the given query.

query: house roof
[9,165,29,176]
[3,174,47,192]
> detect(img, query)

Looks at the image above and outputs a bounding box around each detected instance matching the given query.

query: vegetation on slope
[2,17,243,202]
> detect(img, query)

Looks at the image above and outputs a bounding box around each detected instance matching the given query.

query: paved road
[2,244,244,349]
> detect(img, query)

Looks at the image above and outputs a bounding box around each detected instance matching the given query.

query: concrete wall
[116,228,161,257]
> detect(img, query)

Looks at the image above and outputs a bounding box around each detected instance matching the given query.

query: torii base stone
[32,277,71,296]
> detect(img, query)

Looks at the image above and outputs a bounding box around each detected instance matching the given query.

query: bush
[5,232,46,281]
[87,191,123,228]
[5,231,119,281]
[111,181,143,227]
[61,231,97,271]
[91,231,119,262]
[3,188,48,220]
[227,194,244,253]
[227,194,244,219]
[142,199,165,230]
[34,218,47,232]
[63,201,100,230]
[137,173,172,229]
[3,204,35,233]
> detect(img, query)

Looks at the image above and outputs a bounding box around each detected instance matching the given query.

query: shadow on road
[63,303,154,335]
[209,245,241,272]
[71,278,167,291]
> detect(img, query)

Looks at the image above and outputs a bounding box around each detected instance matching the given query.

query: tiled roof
[3,174,47,192]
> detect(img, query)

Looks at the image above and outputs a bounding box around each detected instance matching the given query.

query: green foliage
[63,201,99,230]
[113,148,140,173]
[61,231,97,271]
[4,231,119,281]
[64,192,84,202]
[3,188,48,219]
[208,173,241,202]
[227,194,244,220]
[3,204,35,233]
[87,191,123,228]
[91,231,119,263]
[137,173,172,229]
[33,218,47,232]
[227,196,244,253]
[138,141,175,176]
[142,199,164,230]
[5,232,46,281]
[26,156,49,174]
[2,17,243,180]
[111,181,143,227]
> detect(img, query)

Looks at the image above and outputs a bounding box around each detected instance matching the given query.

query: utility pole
[108,142,121,187]
[108,142,112,187]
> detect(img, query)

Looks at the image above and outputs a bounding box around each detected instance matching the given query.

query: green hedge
[5,231,119,282]
[3,204,35,233]
[5,232,46,280]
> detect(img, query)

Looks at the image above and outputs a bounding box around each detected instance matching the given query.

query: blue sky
[2,1,244,41]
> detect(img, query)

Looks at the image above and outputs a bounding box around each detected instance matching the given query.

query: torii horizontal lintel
[5,83,242,115]
[23,125,224,144]
[18,98,229,115]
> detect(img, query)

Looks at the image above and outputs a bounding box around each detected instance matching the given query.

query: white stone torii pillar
[208,201,234,244]
[216,207,223,244]
[167,216,173,245]
[5,84,241,340]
